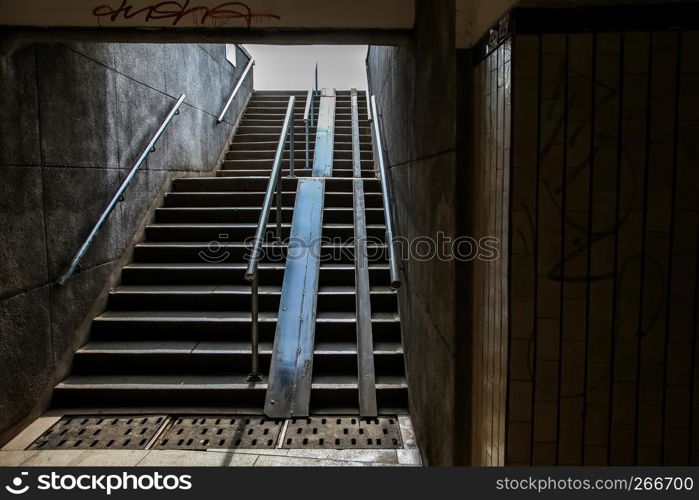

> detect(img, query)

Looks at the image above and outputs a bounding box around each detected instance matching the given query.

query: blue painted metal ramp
[264,89,336,417]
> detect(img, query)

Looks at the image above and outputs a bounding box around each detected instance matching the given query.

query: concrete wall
[0,42,251,440]
[368,0,469,466]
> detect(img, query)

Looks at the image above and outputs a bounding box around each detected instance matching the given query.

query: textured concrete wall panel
[367,0,463,466]
[0,43,252,439]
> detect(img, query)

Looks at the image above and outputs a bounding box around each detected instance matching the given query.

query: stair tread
[57,374,268,388]
[56,374,406,389]
[125,261,388,267]
[167,189,377,193]
[146,222,386,229]
[158,205,383,210]
[136,241,387,248]
[124,262,284,270]
[94,310,399,321]
[177,176,377,181]
[111,284,395,295]
[77,340,401,355]
[312,374,407,389]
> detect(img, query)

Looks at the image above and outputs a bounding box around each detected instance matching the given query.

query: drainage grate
[28,415,406,450]
[29,416,167,450]
[282,417,402,449]
[156,416,283,450]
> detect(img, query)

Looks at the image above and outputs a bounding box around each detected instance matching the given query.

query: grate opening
[155,416,284,450]
[29,416,167,450]
[281,417,402,449]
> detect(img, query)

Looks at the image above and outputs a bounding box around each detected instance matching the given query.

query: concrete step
[120,262,391,287]
[232,133,371,143]
[172,176,381,193]
[107,285,397,312]
[224,150,372,161]
[217,169,376,179]
[219,158,375,170]
[88,310,401,343]
[143,222,388,242]
[155,206,385,224]
[52,374,408,414]
[133,242,389,264]
[236,125,366,135]
[72,341,403,376]
[163,191,381,209]
[227,141,370,152]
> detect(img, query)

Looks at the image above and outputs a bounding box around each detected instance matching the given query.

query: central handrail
[56,94,186,286]
[244,96,296,381]
[370,95,401,289]
[216,57,254,124]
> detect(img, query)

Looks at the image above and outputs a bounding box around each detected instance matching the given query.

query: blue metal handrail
[56,94,186,286]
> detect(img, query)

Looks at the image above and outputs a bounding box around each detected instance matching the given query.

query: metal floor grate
[156,417,283,450]
[28,415,405,450]
[29,416,167,450]
[282,417,403,449]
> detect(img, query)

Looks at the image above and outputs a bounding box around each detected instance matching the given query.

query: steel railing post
[247,274,261,382]
[305,119,310,169]
[304,88,312,169]
[289,120,295,177]
[311,91,315,127]
[275,171,282,241]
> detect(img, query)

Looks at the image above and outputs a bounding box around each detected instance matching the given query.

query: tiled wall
[507,29,699,465]
[471,38,512,466]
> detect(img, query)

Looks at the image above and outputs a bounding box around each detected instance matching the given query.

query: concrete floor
[0,415,421,467]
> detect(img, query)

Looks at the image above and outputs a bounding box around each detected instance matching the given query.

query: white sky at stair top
[244,45,369,91]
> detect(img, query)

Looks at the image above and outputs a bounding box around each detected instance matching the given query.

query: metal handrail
[55,94,186,286]
[314,63,319,96]
[216,57,254,124]
[303,88,315,169]
[366,90,372,123]
[244,96,296,381]
[370,95,401,289]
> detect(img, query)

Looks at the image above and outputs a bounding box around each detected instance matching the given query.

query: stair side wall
[0,42,252,443]
[367,0,464,466]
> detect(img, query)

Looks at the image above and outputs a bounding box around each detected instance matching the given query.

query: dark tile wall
[507,28,699,466]
[0,43,252,440]
[471,37,512,466]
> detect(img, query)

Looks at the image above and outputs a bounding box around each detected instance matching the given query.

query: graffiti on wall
[92,0,281,27]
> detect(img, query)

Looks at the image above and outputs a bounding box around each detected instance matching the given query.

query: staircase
[52,90,408,416]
